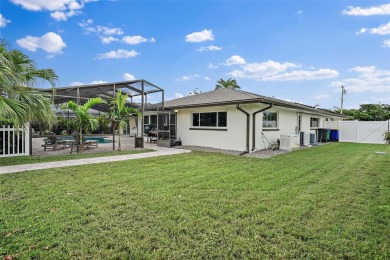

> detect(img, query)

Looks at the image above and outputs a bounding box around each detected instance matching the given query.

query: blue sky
[1,0,389,109]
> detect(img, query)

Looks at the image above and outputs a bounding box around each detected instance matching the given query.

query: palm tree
[108,90,141,151]
[66,97,105,152]
[0,41,57,129]
[215,78,240,90]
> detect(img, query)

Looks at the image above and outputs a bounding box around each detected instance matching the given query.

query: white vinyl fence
[0,124,30,158]
[324,120,389,144]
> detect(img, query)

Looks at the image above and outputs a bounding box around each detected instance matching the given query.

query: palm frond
[0,96,28,127]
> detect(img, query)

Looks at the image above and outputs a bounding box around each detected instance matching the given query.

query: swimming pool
[58,136,113,144]
[84,137,113,143]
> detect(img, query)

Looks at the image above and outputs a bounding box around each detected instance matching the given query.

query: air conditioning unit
[304,133,310,146]
[300,132,305,146]
[310,133,316,144]
[280,135,292,150]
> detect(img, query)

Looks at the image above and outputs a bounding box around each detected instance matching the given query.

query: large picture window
[310,117,319,128]
[192,112,227,127]
[263,111,278,128]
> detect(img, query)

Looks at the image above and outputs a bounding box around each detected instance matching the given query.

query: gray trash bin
[135,136,144,148]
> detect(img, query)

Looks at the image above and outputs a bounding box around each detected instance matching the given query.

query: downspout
[252,102,273,151]
[236,104,250,155]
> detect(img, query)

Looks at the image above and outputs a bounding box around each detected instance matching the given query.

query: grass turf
[0,143,389,259]
[0,149,154,166]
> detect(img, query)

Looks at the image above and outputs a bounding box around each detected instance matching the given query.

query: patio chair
[69,133,99,154]
[42,133,69,151]
[83,137,98,149]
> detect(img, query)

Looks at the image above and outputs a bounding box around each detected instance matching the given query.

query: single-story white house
[145,88,348,152]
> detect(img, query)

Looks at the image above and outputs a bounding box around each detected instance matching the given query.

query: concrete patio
[1,135,191,174]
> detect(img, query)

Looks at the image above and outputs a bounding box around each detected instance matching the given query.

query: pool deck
[32,135,154,156]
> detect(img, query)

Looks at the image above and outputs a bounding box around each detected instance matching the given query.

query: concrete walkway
[0,147,191,175]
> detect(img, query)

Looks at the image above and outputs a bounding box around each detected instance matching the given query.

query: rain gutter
[236,104,250,155]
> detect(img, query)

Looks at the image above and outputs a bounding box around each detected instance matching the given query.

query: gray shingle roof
[164,88,348,118]
[164,88,261,108]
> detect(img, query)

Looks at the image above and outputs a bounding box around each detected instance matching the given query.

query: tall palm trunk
[118,125,122,151]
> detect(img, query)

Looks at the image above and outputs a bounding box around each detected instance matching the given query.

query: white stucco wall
[175,103,341,152]
[176,105,248,151]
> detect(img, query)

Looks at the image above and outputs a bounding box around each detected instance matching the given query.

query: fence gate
[0,124,30,158]
[324,120,389,144]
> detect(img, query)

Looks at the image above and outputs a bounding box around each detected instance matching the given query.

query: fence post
[24,123,30,156]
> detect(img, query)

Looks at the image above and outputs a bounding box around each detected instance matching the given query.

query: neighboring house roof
[164,88,349,118]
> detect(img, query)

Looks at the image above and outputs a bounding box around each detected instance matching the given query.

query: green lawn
[0,149,154,167]
[1,143,389,259]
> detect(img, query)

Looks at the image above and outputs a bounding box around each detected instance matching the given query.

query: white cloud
[11,0,74,11]
[174,92,184,98]
[10,0,92,21]
[297,10,303,15]
[185,29,214,43]
[16,32,66,54]
[100,36,118,44]
[0,14,11,28]
[122,35,155,45]
[357,22,390,35]
[228,60,299,79]
[123,73,136,80]
[207,63,218,69]
[177,74,201,81]
[204,77,211,81]
[81,20,123,36]
[315,94,331,100]
[342,4,390,16]
[78,19,93,27]
[70,81,84,86]
[383,39,390,47]
[96,49,139,59]
[262,69,339,81]
[226,58,338,81]
[50,11,67,21]
[69,1,82,10]
[197,45,222,52]
[90,26,124,35]
[330,66,390,93]
[370,96,390,103]
[90,80,107,84]
[50,9,80,21]
[70,79,107,86]
[224,55,246,66]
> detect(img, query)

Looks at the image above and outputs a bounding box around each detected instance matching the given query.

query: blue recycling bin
[330,130,339,142]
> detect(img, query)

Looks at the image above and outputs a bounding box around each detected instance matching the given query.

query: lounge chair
[42,133,70,151]
[83,137,98,149]
[69,133,98,154]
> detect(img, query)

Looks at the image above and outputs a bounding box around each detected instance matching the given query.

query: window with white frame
[263,111,278,128]
[192,112,227,127]
[310,117,319,128]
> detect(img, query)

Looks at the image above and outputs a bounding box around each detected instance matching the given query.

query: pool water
[84,137,113,143]
[58,136,113,144]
